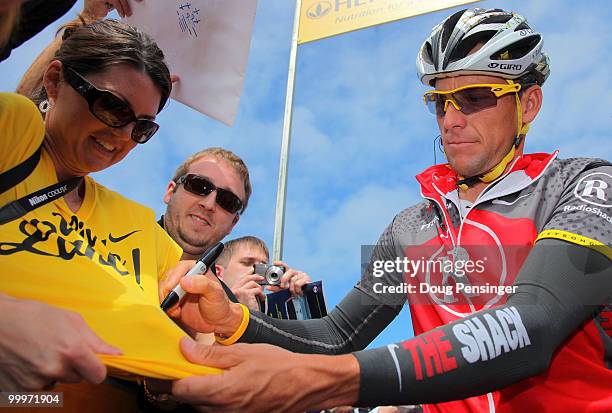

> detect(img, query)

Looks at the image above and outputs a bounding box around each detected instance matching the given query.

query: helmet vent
[448,31,496,64]
[441,9,466,53]
[491,35,541,60]
[423,42,434,65]
[514,22,530,31]
[479,14,512,25]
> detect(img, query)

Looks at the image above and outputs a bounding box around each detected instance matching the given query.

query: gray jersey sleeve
[540,160,612,248]
[354,238,612,406]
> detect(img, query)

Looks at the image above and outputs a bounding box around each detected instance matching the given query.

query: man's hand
[160,261,243,337]
[82,0,142,20]
[0,295,121,391]
[267,260,312,296]
[172,338,360,413]
[231,274,265,311]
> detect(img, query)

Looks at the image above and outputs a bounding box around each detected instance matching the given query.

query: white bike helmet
[416,8,550,86]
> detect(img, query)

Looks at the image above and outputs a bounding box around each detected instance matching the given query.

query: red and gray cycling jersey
[357,152,612,413]
[240,152,611,412]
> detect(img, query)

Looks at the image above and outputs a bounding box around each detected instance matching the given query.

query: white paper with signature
[125,0,258,126]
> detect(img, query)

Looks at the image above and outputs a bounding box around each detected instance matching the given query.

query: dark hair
[36,19,171,112]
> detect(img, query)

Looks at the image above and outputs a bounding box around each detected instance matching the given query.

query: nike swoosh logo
[108,230,140,243]
[387,344,403,392]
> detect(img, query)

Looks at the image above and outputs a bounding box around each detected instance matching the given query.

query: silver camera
[254,263,285,286]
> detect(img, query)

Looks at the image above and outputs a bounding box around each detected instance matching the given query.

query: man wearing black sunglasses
[159,150,313,311]
[160,147,251,261]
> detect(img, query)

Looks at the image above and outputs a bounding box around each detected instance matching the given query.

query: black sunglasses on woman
[62,65,160,143]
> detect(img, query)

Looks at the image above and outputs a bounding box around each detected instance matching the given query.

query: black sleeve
[0,0,77,62]
[239,220,408,354]
[353,239,612,406]
[240,287,402,354]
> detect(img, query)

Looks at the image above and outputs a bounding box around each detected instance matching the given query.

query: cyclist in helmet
[156,8,612,413]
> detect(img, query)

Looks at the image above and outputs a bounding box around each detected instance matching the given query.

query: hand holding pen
[160,242,225,311]
[159,246,245,337]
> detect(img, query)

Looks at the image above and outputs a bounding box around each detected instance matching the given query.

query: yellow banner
[298,0,482,44]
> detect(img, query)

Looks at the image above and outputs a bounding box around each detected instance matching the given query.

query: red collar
[416,152,558,198]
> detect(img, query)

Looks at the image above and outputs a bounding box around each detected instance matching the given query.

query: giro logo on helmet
[488,63,522,70]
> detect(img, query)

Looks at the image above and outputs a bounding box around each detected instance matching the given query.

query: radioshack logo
[452,306,531,364]
[306,1,332,19]
[574,172,612,208]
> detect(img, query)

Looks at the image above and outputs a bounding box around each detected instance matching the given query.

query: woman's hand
[0,295,122,391]
[82,0,142,20]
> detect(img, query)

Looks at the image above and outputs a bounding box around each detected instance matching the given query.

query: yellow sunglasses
[423,83,521,116]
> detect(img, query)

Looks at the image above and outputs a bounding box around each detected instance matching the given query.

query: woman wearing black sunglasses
[0,18,195,410]
[35,18,170,180]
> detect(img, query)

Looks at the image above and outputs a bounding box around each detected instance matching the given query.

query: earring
[38,99,52,113]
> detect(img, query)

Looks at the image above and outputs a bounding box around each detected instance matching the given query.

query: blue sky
[1,0,610,349]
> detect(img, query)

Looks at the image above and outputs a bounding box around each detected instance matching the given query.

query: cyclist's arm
[239,222,407,354]
[354,238,611,406]
[240,287,402,354]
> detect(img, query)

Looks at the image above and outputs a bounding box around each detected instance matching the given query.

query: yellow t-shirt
[0,93,218,379]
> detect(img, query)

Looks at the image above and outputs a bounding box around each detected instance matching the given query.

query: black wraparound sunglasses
[177,174,244,214]
[62,65,160,144]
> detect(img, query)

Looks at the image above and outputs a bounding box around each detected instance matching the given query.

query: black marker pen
[160,242,224,311]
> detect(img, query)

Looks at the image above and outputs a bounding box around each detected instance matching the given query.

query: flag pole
[272,0,302,261]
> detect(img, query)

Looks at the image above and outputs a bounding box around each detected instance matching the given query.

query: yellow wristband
[215,303,250,345]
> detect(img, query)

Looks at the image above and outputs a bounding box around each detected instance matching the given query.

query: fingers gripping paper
[125,0,258,126]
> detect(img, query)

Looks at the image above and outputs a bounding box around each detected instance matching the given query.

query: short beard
[164,213,209,256]
[176,227,209,254]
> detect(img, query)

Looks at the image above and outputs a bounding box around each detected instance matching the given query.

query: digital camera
[253,263,285,286]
